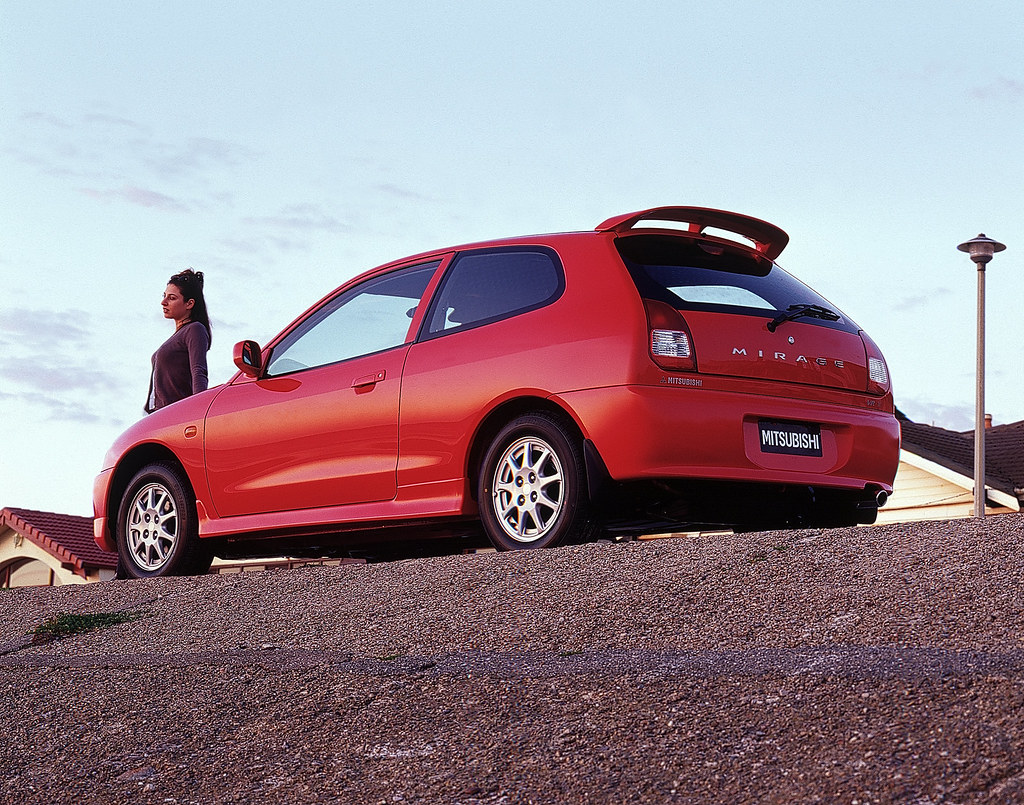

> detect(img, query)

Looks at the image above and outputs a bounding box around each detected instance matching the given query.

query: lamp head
[958,233,1006,265]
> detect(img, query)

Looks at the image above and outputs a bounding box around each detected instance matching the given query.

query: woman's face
[162,283,194,324]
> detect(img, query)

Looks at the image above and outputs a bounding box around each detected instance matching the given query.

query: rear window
[617,234,858,333]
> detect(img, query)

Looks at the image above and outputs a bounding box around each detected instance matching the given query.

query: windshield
[616,234,859,333]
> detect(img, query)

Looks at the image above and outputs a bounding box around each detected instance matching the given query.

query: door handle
[352,370,386,389]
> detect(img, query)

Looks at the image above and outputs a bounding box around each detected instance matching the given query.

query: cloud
[970,77,1024,101]
[83,112,150,132]
[243,204,350,233]
[5,144,79,178]
[22,111,74,129]
[78,184,189,211]
[218,237,265,256]
[266,235,315,252]
[224,203,352,256]
[0,356,113,394]
[898,398,974,431]
[12,110,254,205]
[892,288,952,312]
[11,112,132,179]
[375,183,432,201]
[0,388,108,425]
[146,137,256,179]
[0,308,91,349]
[0,307,134,424]
[0,361,126,426]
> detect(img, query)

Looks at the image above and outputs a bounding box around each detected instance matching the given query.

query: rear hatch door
[618,233,870,392]
[687,311,868,391]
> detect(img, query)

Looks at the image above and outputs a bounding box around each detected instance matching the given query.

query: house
[0,507,118,587]
[877,415,1024,523]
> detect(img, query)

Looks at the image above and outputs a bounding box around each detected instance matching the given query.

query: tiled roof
[986,420,1024,492]
[0,507,118,577]
[899,418,1024,497]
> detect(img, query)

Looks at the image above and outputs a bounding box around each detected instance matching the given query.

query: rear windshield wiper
[767,303,841,332]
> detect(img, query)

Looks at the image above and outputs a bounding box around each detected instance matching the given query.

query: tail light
[861,332,891,395]
[644,299,697,372]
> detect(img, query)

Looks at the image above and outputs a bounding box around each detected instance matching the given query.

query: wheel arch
[466,396,608,504]
[104,445,196,544]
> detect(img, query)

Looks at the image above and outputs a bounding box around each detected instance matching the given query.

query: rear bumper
[558,384,899,493]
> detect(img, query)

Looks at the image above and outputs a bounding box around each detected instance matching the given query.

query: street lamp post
[957,233,1006,519]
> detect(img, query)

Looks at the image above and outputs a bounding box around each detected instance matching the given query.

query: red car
[94,207,900,577]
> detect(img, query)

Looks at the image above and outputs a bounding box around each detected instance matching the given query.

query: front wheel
[478,413,596,551]
[116,462,212,578]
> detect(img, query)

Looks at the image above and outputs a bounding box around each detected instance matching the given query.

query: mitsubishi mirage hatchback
[94,206,900,577]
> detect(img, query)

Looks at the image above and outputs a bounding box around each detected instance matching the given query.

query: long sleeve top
[145,321,210,413]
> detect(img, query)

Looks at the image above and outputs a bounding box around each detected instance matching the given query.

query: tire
[116,462,212,578]
[478,413,596,551]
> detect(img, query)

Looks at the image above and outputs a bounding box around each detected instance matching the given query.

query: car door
[204,260,442,518]
[399,247,568,490]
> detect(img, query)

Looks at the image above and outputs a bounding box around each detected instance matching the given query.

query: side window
[425,248,563,336]
[266,261,440,376]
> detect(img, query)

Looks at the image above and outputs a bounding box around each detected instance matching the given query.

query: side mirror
[233,340,264,378]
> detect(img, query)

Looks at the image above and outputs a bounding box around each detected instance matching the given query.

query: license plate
[758,420,822,457]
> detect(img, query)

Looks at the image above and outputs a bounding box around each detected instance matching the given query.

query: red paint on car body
[95,208,900,570]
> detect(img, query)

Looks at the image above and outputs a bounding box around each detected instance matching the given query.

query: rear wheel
[478,413,596,551]
[116,463,212,578]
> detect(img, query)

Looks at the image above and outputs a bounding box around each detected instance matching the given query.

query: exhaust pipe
[852,489,889,525]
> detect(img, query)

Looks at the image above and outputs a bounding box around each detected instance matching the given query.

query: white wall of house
[0,526,104,587]
[876,450,1019,524]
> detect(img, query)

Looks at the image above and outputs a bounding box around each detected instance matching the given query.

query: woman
[145,268,212,413]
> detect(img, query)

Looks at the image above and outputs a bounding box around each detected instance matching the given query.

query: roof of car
[374,206,787,273]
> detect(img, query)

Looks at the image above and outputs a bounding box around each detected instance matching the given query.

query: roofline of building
[0,508,94,579]
[900,449,1021,511]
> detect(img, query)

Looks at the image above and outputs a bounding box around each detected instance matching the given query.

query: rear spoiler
[596,206,790,261]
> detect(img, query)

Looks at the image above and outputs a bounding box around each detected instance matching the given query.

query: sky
[1,1,1022,517]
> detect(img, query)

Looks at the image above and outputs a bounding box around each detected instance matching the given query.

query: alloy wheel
[125,481,179,572]
[491,435,565,542]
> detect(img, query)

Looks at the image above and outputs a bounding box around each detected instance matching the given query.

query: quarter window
[425,248,563,336]
[266,261,440,375]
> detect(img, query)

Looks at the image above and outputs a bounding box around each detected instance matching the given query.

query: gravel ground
[2,515,1024,804]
